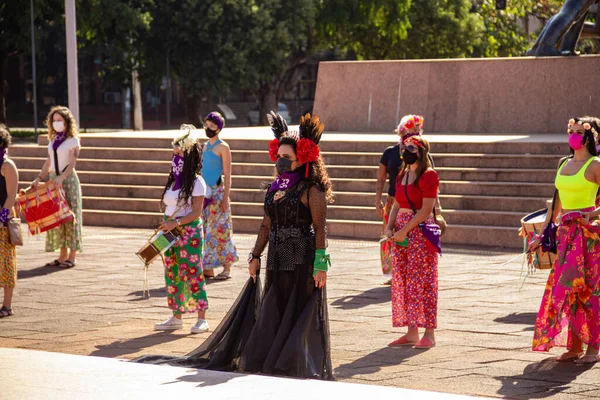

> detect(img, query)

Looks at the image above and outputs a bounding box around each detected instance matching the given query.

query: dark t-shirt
[380,145,437,197]
[380,144,402,196]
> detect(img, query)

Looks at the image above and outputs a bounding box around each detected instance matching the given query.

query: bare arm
[32,156,51,187]
[375,164,387,217]
[398,197,436,234]
[55,145,81,186]
[386,200,400,232]
[221,144,232,200]
[157,195,204,232]
[2,160,18,210]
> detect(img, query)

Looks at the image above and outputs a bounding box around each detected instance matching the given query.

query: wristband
[313,249,331,277]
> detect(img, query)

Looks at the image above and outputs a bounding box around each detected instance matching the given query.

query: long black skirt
[135,265,333,380]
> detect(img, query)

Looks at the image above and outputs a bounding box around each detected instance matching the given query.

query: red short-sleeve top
[394,169,440,210]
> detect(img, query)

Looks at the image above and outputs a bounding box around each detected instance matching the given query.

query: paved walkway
[1,227,600,398]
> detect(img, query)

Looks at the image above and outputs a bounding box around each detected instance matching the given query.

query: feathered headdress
[268,111,324,177]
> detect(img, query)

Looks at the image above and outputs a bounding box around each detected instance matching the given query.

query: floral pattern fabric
[163,219,208,314]
[391,212,438,329]
[203,184,239,269]
[45,171,82,252]
[380,197,395,277]
[533,211,600,352]
[0,227,16,288]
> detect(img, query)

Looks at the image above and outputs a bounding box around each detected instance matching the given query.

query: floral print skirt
[0,228,16,288]
[533,211,600,352]
[391,212,439,329]
[203,184,239,270]
[163,218,208,314]
[380,197,395,277]
[45,171,83,252]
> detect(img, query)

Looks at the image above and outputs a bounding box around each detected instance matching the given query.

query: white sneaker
[190,319,209,334]
[154,316,183,331]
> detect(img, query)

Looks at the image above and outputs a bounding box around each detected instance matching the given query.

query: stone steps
[15,131,566,249]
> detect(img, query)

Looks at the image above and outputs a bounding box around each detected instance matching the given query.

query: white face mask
[52,121,65,133]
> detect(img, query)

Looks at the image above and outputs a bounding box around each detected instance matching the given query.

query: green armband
[313,249,331,277]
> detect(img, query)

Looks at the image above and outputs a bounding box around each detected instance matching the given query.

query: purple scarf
[269,171,302,192]
[172,154,184,191]
[52,132,67,151]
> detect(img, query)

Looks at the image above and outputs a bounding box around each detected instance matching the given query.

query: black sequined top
[252,180,327,271]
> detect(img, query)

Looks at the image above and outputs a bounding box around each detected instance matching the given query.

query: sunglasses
[401,144,420,154]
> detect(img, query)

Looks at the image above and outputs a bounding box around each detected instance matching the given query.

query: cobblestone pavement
[2,227,600,399]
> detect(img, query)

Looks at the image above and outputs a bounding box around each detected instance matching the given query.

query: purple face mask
[172,154,184,191]
[569,133,585,151]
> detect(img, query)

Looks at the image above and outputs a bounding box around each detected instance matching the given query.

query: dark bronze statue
[527,0,600,56]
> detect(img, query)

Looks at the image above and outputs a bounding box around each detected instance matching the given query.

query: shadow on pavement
[162,369,237,388]
[128,287,166,300]
[90,332,188,358]
[494,312,537,332]
[496,357,594,399]
[17,265,68,280]
[331,286,391,310]
[334,347,420,378]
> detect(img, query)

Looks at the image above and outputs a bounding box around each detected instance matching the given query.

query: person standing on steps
[0,124,19,318]
[201,112,239,280]
[33,106,82,268]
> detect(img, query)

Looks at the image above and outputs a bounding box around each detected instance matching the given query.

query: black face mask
[205,128,218,138]
[402,150,419,165]
[276,158,294,175]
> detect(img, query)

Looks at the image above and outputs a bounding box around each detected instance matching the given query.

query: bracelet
[176,218,181,226]
[313,249,331,277]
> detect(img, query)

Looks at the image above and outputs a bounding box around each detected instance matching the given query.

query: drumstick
[499,253,526,267]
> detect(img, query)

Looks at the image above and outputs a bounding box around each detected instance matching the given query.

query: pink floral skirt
[533,210,600,351]
[391,212,439,329]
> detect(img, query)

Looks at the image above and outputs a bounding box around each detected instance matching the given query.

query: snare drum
[521,209,557,270]
[136,228,182,265]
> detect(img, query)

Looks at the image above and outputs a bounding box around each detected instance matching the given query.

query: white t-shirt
[48,136,80,174]
[163,176,207,217]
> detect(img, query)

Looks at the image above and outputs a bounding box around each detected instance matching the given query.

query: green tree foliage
[240,0,317,125]
[316,0,412,59]
[473,0,562,57]
[144,0,248,122]
[77,0,154,84]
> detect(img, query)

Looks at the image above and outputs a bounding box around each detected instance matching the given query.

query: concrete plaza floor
[2,226,600,399]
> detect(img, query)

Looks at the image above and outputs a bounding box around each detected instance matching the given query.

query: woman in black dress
[138,112,334,380]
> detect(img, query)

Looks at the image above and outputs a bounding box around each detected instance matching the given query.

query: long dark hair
[279,136,334,203]
[160,140,203,212]
[399,136,433,186]
[569,116,600,156]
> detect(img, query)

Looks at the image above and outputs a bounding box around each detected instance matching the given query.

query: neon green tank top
[555,157,599,210]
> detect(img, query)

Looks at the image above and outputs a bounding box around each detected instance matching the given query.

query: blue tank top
[202,139,224,187]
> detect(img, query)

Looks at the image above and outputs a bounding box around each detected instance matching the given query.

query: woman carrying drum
[529,117,600,364]
[33,106,82,268]
[154,127,209,334]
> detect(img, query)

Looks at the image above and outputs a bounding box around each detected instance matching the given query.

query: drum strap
[53,148,69,176]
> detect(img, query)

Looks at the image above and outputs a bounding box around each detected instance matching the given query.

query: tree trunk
[0,50,8,124]
[132,69,143,130]
[121,85,132,129]
[258,88,277,126]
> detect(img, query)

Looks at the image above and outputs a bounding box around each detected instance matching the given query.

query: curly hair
[279,136,334,203]
[399,136,433,187]
[160,140,203,212]
[45,106,79,140]
[0,124,12,149]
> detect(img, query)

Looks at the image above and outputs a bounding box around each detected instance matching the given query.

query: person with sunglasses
[529,117,600,364]
[385,134,440,349]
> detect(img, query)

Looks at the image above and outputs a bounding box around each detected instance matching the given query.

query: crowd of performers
[2,104,600,376]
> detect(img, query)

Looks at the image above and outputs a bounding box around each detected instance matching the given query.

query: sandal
[0,306,13,318]
[575,354,599,364]
[59,260,76,268]
[413,337,436,349]
[388,335,417,347]
[214,270,231,280]
[44,260,61,267]
[557,351,584,362]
